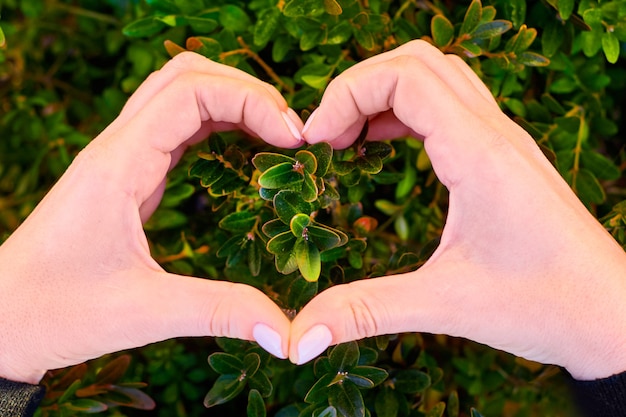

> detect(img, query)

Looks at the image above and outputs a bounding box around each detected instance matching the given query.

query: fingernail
[302,108,318,136]
[253,323,286,359]
[282,112,303,142]
[296,324,332,365]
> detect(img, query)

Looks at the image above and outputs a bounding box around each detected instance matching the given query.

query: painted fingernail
[282,112,303,142]
[253,323,286,359]
[296,324,332,365]
[302,108,318,136]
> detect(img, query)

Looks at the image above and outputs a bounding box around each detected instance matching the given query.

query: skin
[0,52,300,384]
[292,40,626,380]
[1,40,625,388]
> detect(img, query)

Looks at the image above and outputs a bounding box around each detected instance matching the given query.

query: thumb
[121,272,291,360]
[289,265,458,364]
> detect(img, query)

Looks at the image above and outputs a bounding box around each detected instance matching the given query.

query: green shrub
[2,0,626,416]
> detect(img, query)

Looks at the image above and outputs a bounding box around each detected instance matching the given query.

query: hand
[0,52,303,384]
[291,40,626,380]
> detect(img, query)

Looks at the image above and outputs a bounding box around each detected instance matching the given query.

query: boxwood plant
[2,0,626,416]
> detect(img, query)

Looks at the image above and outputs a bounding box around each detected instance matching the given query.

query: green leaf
[143,208,187,231]
[204,374,247,407]
[219,5,251,32]
[254,8,281,47]
[460,0,482,35]
[291,213,312,237]
[447,391,460,417]
[243,353,261,377]
[375,387,399,417]
[219,211,258,232]
[0,27,6,48]
[602,31,620,64]
[317,406,338,417]
[329,341,360,371]
[327,21,353,44]
[458,40,482,57]
[349,366,388,387]
[302,173,319,202]
[324,0,343,15]
[252,152,295,173]
[308,142,333,176]
[122,16,166,37]
[189,158,225,188]
[284,0,325,17]
[217,235,245,258]
[426,402,446,417]
[581,150,621,180]
[66,399,108,412]
[356,155,383,174]
[470,409,485,417]
[295,238,321,281]
[247,389,266,417]
[574,169,606,204]
[307,224,343,251]
[305,373,335,404]
[187,17,219,33]
[393,369,431,394]
[296,150,318,174]
[268,230,297,256]
[95,355,131,384]
[333,160,356,175]
[472,20,512,39]
[328,382,365,417]
[208,170,246,196]
[353,27,375,50]
[504,0,526,28]
[258,162,304,189]
[274,190,313,224]
[431,14,455,47]
[302,74,330,89]
[557,0,575,20]
[517,51,550,67]
[248,370,273,397]
[262,218,289,238]
[208,352,244,374]
[248,238,262,277]
[275,250,299,275]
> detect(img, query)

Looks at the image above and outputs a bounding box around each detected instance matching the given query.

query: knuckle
[331,283,380,340]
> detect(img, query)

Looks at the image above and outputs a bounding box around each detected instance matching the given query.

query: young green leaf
[189,158,225,188]
[329,342,360,371]
[283,0,325,17]
[243,353,261,377]
[307,224,343,251]
[267,231,297,256]
[349,366,388,387]
[308,142,333,176]
[460,0,482,35]
[324,0,343,15]
[302,173,319,202]
[208,352,244,374]
[472,20,512,39]
[328,382,365,417]
[247,389,266,417]
[219,211,258,232]
[204,374,247,407]
[274,190,313,224]
[291,213,312,237]
[295,238,321,281]
[431,14,455,47]
[258,162,304,189]
[602,31,620,64]
[392,369,431,394]
[296,150,318,174]
[122,16,166,37]
[262,218,290,238]
[254,8,281,47]
[304,373,335,404]
[252,153,295,173]
[248,370,273,397]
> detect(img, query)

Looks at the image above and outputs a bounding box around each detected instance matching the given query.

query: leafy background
[1,0,625,416]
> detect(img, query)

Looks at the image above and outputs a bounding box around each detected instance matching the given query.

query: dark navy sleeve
[0,377,46,417]
[572,371,626,417]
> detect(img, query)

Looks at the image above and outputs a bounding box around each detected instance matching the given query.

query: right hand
[291,40,626,381]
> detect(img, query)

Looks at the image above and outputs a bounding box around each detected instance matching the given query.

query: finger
[90,69,303,207]
[445,54,499,110]
[288,266,462,364]
[118,272,291,359]
[101,52,292,138]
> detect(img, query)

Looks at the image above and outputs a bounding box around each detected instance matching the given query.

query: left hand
[0,52,303,384]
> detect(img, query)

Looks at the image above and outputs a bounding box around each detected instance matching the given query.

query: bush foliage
[2,0,626,416]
